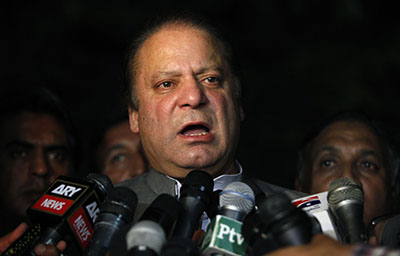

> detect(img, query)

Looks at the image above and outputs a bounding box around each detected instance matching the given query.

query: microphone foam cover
[182,170,214,192]
[180,170,214,206]
[86,172,114,197]
[126,220,166,254]
[102,186,138,222]
[328,177,363,207]
[140,193,179,233]
[220,181,255,214]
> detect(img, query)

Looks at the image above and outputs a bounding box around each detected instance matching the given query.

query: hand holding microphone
[2,173,113,255]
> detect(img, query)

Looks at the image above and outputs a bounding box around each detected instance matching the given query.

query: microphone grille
[182,170,214,193]
[86,172,113,197]
[126,220,166,254]
[327,177,363,206]
[102,187,138,222]
[220,181,255,214]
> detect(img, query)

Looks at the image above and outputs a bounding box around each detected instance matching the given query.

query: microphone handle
[85,213,127,256]
[172,196,206,239]
[334,204,365,243]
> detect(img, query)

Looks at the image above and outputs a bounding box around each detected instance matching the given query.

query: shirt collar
[166,160,243,198]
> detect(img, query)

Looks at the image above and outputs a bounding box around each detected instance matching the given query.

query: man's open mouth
[180,124,210,136]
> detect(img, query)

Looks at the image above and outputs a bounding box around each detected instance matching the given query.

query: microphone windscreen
[139,193,179,234]
[220,181,255,214]
[180,170,213,199]
[328,177,363,208]
[327,177,365,243]
[101,186,138,222]
[86,173,113,197]
[126,220,166,255]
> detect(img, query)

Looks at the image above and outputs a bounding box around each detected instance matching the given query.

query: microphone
[242,192,314,255]
[124,194,179,256]
[380,214,400,248]
[2,173,113,256]
[292,191,339,240]
[327,177,366,244]
[171,170,214,239]
[84,186,138,256]
[160,237,200,256]
[201,181,255,256]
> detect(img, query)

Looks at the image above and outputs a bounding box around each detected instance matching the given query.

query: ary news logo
[48,181,86,199]
[293,195,321,211]
[31,181,88,215]
[69,206,94,249]
[68,193,101,249]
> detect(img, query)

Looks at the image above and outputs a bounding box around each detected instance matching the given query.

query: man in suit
[119,14,400,256]
[119,14,303,221]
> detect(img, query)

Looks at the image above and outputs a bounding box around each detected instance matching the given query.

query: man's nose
[177,78,207,109]
[340,166,362,186]
[30,153,49,177]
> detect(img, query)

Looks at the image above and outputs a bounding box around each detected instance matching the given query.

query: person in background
[0,86,79,253]
[6,14,400,256]
[92,113,148,184]
[295,111,400,245]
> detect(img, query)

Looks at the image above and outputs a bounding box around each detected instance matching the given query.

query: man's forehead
[139,25,224,64]
[0,113,68,144]
[310,121,385,155]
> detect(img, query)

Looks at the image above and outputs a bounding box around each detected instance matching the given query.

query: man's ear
[128,106,139,133]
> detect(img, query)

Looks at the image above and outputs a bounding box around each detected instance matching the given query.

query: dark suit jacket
[118,168,306,223]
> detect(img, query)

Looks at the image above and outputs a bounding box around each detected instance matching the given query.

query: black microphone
[171,169,214,239]
[125,194,179,256]
[160,237,200,256]
[327,177,366,244]
[242,192,314,255]
[200,181,255,256]
[380,214,400,248]
[84,186,138,256]
[2,173,113,256]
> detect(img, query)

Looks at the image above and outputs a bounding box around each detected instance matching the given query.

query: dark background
[2,0,400,189]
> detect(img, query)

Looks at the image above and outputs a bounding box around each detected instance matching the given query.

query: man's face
[0,112,73,219]
[97,120,146,184]
[129,25,243,178]
[300,121,391,225]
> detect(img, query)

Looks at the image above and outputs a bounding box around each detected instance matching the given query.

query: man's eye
[158,81,173,88]
[10,150,27,159]
[321,159,333,167]
[204,76,221,85]
[111,154,126,163]
[361,161,377,170]
[49,151,66,161]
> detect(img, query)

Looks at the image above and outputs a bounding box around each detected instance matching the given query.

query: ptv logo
[217,222,245,245]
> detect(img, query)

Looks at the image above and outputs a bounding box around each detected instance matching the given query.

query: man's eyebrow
[359,149,381,159]
[151,71,181,81]
[194,66,225,76]
[45,145,69,152]
[6,140,69,152]
[104,144,126,156]
[6,140,33,149]
[311,146,337,161]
